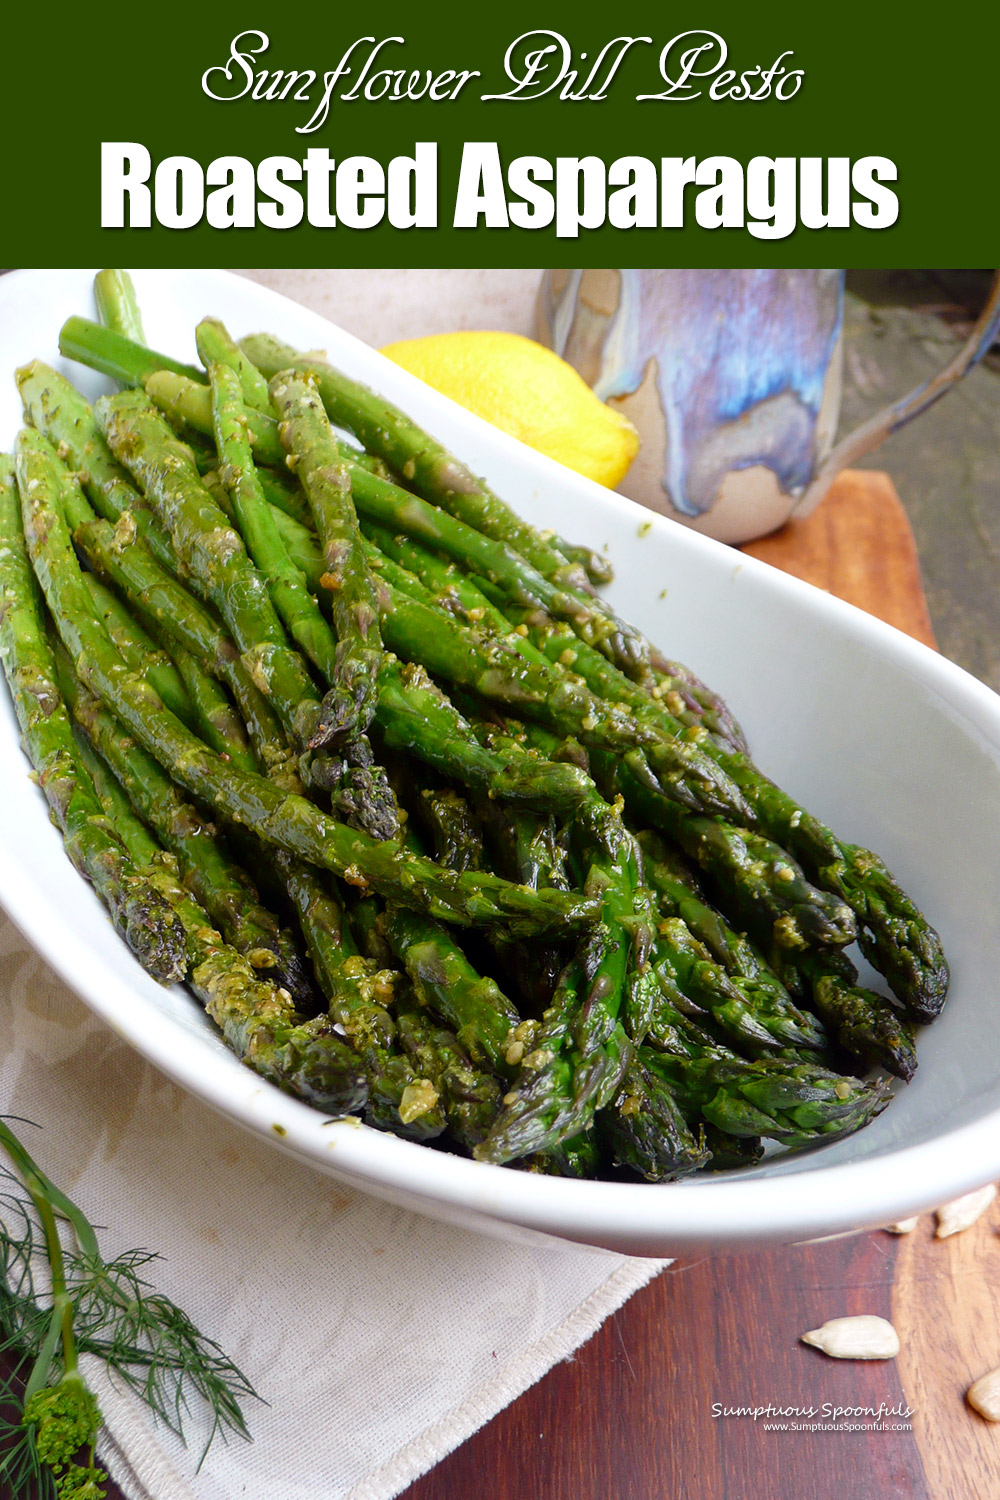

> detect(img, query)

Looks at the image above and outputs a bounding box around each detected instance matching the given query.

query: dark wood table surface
[6,472,999,1500]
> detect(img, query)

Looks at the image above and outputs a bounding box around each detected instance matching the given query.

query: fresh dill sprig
[70,1247,256,1454]
[0,1118,259,1499]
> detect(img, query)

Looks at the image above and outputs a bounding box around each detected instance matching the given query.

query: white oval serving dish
[2,267,999,1257]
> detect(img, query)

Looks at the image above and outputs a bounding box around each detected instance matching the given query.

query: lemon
[379,330,639,489]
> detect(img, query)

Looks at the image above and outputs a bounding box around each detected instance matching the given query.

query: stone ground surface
[840,270,1000,691]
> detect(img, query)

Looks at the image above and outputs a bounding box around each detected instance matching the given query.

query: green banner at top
[4,0,996,264]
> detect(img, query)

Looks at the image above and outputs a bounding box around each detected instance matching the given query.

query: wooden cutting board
[743,469,938,651]
[402,471,1000,1500]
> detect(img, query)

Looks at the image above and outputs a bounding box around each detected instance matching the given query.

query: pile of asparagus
[0,270,949,1181]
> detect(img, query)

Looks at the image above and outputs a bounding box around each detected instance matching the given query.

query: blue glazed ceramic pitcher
[537,269,1000,544]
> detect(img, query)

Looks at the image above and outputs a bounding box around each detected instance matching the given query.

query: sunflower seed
[884,1217,920,1234]
[967,1367,1000,1421]
[935,1184,997,1238]
[801,1315,899,1360]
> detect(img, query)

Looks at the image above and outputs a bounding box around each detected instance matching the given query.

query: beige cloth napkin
[0,911,665,1499]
